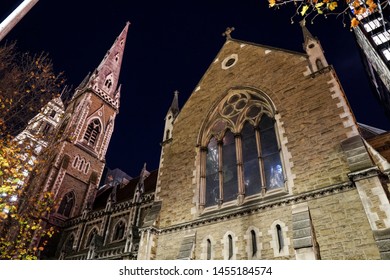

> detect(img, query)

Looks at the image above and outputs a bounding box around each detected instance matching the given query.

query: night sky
[2,0,390,177]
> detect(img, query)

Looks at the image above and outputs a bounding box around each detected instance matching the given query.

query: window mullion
[218,140,224,205]
[234,133,245,203]
[255,128,266,195]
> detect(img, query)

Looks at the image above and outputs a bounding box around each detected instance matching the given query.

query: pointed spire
[300,20,317,50]
[170,90,180,118]
[76,72,91,91]
[133,163,150,203]
[88,22,130,109]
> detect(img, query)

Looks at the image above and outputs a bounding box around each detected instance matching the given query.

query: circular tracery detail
[203,89,274,144]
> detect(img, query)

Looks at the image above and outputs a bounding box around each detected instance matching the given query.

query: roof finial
[222,27,235,39]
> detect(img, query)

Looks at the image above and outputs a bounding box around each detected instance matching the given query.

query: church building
[28,23,390,260]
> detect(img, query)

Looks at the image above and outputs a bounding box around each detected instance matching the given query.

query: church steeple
[76,22,130,109]
[300,21,328,73]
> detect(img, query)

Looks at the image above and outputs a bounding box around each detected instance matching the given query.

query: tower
[35,22,129,229]
[300,21,329,73]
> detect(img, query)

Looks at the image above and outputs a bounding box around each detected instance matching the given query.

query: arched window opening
[206,239,211,260]
[85,163,90,174]
[86,228,98,248]
[259,115,283,190]
[201,90,286,209]
[84,119,101,146]
[58,192,75,217]
[228,235,233,260]
[242,122,261,196]
[315,58,324,71]
[222,130,238,203]
[72,156,79,168]
[251,230,257,256]
[105,79,112,89]
[113,221,125,241]
[79,159,85,171]
[205,137,219,207]
[165,129,170,141]
[276,224,284,252]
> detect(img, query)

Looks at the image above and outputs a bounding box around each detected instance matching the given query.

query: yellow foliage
[328,2,338,11]
[269,0,276,7]
[351,17,360,28]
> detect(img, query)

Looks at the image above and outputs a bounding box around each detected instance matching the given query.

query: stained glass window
[205,137,219,207]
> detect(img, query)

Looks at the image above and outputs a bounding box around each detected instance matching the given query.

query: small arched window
[79,159,85,171]
[84,163,90,174]
[84,119,101,146]
[165,129,170,141]
[276,224,284,252]
[206,239,212,260]
[251,230,258,257]
[105,79,112,89]
[86,228,98,248]
[228,235,233,260]
[72,156,79,168]
[112,221,125,241]
[316,58,324,71]
[57,192,75,217]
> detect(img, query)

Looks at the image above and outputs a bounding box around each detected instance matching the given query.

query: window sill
[200,187,289,217]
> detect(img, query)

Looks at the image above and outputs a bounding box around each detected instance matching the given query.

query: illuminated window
[372,30,390,46]
[202,90,284,208]
[363,19,382,32]
[58,192,75,217]
[382,47,390,61]
[84,119,101,146]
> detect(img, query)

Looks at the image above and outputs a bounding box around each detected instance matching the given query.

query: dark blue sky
[2,0,390,177]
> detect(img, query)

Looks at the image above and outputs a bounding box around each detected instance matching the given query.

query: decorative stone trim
[151,182,354,235]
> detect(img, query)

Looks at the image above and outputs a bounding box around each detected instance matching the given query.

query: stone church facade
[24,23,390,259]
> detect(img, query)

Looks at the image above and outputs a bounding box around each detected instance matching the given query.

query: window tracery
[84,119,101,146]
[200,89,286,209]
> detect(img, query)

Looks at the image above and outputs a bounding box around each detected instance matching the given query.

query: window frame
[83,118,102,147]
[198,89,288,212]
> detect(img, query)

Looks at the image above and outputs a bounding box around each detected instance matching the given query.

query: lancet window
[84,119,101,146]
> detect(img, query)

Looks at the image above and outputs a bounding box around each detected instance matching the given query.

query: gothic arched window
[112,221,125,241]
[315,58,324,71]
[276,224,284,252]
[206,239,212,260]
[228,234,233,260]
[251,230,258,257]
[58,192,75,217]
[86,228,98,248]
[84,119,101,146]
[200,89,285,209]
